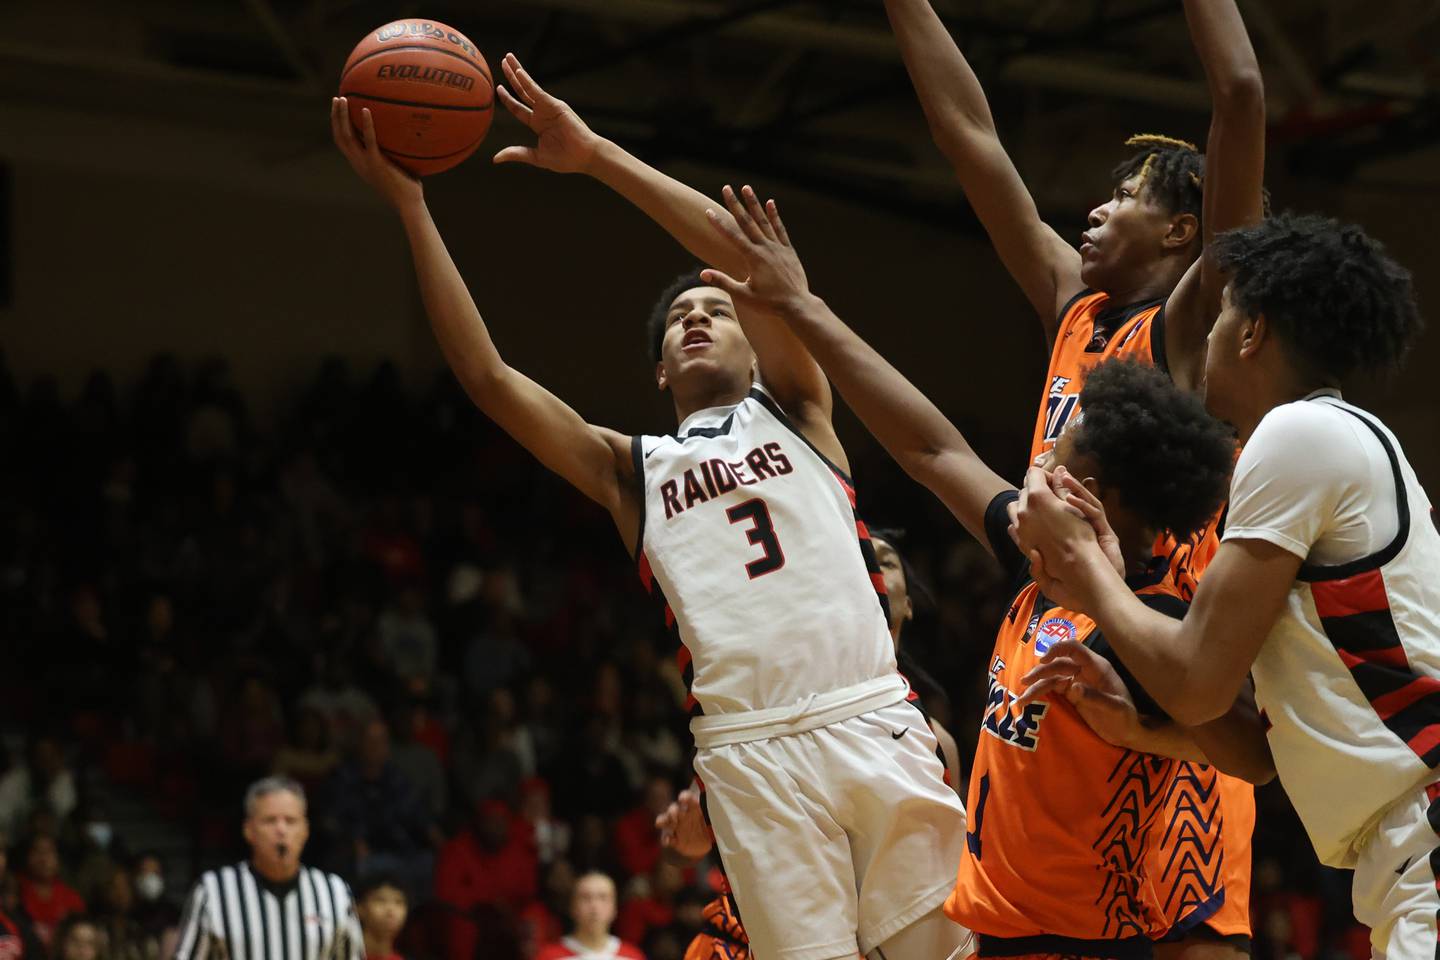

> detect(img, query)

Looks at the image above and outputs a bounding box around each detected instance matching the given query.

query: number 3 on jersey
[727,498,785,579]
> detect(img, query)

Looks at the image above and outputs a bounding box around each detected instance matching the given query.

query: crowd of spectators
[0,350,1369,960]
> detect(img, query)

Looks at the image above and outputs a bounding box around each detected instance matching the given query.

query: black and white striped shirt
[172,863,363,960]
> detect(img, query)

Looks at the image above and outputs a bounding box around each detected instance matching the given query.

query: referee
[173,776,363,960]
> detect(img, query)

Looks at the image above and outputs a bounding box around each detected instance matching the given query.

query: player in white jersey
[1013,213,1434,958]
[331,53,969,960]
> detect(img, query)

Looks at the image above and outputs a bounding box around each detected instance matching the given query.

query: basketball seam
[341,44,493,87]
[338,90,494,112]
[382,128,491,161]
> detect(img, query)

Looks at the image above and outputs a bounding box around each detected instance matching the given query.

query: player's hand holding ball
[492,54,603,174]
[701,185,813,319]
[332,97,423,211]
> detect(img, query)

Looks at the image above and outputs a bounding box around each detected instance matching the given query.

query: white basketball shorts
[692,677,969,960]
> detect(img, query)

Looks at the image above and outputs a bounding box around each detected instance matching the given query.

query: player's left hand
[493,53,602,174]
[1016,639,1144,748]
[699,186,813,319]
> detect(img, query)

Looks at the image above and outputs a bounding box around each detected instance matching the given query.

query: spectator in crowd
[173,777,362,960]
[218,677,285,783]
[299,658,379,754]
[434,800,538,960]
[19,833,85,946]
[65,799,122,907]
[53,915,104,960]
[612,774,673,882]
[0,833,44,960]
[0,738,78,839]
[377,584,438,692]
[451,708,524,811]
[388,704,448,822]
[520,778,571,867]
[355,874,408,960]
[128,853,178,947]
[95,865,148,960]
[487,689,536,781]
[616,861,683,948]
[272,707,342,798]
[535,872,644,960]
[322,719,438,895]
[459,567,531,702]
[551,716,630,822]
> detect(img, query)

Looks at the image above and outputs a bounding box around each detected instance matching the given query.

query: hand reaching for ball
[331,97,423,211]
[493,53,602,174]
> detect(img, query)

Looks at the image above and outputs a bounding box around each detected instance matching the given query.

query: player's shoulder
[532,944,571,960]
[1241,397,1378,481]
[617,942,646,960]
[1249,395,1379,448]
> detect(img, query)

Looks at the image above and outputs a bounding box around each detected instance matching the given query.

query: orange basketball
[339,20,494,177]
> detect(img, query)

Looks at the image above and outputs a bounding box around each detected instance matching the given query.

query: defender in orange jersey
[901,0,1272,943]
[694,183,1274,959]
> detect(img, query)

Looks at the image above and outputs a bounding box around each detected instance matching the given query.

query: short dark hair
[1111,134,1204,229]
[646,268,708,364]
[354,872,407,902]
[1073,360,1235,539]
[1213,213,1423,380]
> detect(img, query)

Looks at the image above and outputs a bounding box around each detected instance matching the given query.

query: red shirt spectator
[615,861,683,948]
[19,836,85,947]
[612,775,673,879]
[434,802,538,960]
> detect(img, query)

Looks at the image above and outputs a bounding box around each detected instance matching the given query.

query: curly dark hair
[1073,360,1235,539]
[1213,213,1423,380]
[1111,134,1205,228]
[645,268,708,364]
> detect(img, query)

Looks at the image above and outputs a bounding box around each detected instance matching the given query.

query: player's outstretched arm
[1164,0,1266,392]
[883,0,1081,333]
[701,192,1013,552]
[332,98,637,545]
[491,54,834,442]
[1015,468,1299,725]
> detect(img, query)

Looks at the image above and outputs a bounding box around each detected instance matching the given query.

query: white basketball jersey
[1248,399,1440,867]
[632,385,897,716]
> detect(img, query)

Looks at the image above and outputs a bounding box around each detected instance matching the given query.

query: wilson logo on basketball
[375,21,483,63]
[377,64,475,92]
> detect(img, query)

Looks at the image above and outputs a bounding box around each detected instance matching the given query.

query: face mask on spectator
[135,873,164,902]
[86,823,113,849]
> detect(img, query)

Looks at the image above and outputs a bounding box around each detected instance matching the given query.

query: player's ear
[655,361,669,392]
[1165,212,1199,250]
[242,817,255,846]
[1239,312,1268,360]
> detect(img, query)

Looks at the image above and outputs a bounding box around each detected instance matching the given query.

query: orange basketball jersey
[1029,290,1167,462]
[947,492,1187,958]
[1028,291,1252,945]
[1149,766,1255,940]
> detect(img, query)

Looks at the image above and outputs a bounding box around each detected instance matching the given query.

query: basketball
[339,19,494,177]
